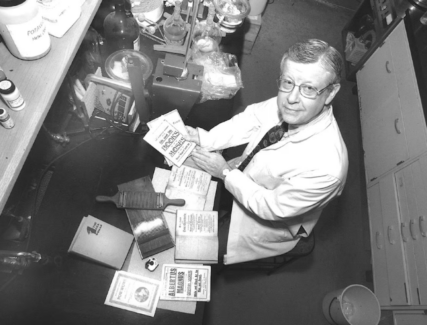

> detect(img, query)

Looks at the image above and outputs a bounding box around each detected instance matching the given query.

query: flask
[163,1,186,45]
[193,4,222,53]
[0,0,51,60]
[103,1,140,56]
[0,79,26,111]
[0,107,14,129]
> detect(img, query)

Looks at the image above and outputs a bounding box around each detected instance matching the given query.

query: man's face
[277,59,340,126]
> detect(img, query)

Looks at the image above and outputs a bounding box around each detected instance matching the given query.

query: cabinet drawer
[368,178,409,306]
[393,311,427,325]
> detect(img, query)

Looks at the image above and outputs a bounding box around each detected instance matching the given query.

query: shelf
[342,0,410,81]
[0,0,102,214]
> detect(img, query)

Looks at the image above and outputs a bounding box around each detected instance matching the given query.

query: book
[68,215,134,269]
[165,164,212,212]
[147,110,190,166]
[175,210,218,264]
[105,270,161,317]
[159,264,211,302]
[143,119,196,167]
[118,176,175,260]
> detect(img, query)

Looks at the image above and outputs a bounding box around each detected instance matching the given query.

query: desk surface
[0,0,102,214]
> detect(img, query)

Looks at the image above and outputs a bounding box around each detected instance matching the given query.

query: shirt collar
[282,105,334,141]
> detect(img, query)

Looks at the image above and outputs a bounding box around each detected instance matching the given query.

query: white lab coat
[198,97,348,264]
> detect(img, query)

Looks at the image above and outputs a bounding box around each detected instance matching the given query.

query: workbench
[0,0,102,214]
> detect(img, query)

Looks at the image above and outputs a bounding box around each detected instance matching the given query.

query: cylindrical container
[322,284,381,325]
[103,2,140,56]
[0,0,51,60]
[249,0,268,16]
[0,107,14,129]
[0,79,25,111]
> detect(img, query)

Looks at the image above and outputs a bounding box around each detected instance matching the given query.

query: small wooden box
[243,15,262,54]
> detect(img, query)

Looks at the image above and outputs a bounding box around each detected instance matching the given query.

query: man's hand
[191,147,231,180]
[184,126,200,146]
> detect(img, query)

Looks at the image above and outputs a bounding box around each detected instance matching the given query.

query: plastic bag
[191,47,243,103]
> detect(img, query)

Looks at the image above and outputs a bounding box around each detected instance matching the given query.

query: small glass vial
[163,1,187,45]
[0,79,25,111]
[0,107,14,129]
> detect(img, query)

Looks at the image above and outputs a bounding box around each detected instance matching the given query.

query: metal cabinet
[368,156,427,308]
[357,19,427,312]
[357,20,427,184]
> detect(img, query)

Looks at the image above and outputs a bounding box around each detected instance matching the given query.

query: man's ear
[325,83,341,106]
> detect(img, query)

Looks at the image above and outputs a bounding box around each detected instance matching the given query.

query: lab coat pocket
[255,219,294,243]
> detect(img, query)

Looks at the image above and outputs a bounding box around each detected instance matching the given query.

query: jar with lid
[103,0,140,56]
[163,1,187,45]
[0,0,51,60]
[0,79,25,111]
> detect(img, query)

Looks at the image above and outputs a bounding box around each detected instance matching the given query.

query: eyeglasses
[276,78,334,99]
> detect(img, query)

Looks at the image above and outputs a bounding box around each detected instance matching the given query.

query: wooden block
[243,14,262,54]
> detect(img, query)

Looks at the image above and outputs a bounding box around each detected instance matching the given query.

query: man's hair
[280,39,343,84]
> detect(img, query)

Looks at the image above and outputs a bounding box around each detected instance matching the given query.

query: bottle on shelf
[192,4,222,53]
[0,0,51,60]
[163,1,187,46]
[103,0,140,56]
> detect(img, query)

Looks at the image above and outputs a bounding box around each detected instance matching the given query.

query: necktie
[238,122,288,172]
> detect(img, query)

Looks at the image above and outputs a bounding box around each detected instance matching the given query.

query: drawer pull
[385,60,392,73]
[375,231,383,249]
[410,219,418,240]
[388,225,396,244]
[394,118,402,134]
[420,216,427,237]
[401,222,409,242]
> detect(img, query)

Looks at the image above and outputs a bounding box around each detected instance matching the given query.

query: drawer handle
[401,222,409,242]
[420,216,427,237]
[375,231,383,249]
[394,118,402,134]
[385,60,392,73]
[410,219,418,240]
[388,225,396,244]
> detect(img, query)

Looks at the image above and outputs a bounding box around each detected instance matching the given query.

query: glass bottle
[163,1,186,45]
[103,1,140,56]
[193,4,222,53]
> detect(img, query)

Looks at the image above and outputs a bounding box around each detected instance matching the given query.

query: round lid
[0,80,15,94]
[105,49,153,83]
[0,0,26,7]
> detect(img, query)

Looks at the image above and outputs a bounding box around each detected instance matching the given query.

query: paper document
[144,120,195,167]
[105,271,161,317]
[165,165,212,212]
[160,264,211,302]
[147,110,190,166]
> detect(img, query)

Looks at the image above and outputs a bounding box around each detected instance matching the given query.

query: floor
[204,1,388,325]
[0,0,394,324]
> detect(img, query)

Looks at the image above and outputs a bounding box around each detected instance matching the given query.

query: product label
[6,13,50,58]
[7,95,25,109]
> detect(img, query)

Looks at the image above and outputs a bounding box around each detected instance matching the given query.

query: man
[185,39,348,265]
